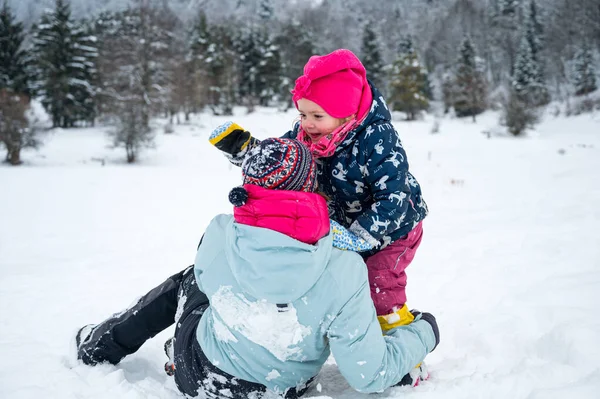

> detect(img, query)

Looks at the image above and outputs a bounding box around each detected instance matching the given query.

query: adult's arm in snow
[326,263,437,393]
[349,123,413,246]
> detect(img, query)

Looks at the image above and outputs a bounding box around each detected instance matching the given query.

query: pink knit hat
[292,49,373,120]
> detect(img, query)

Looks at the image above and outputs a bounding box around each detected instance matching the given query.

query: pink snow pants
[366,222,424,316]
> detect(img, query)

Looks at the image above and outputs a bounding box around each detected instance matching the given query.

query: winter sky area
[1,104,600,398]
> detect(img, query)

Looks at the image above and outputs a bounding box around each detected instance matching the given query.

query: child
[75,138,439,397]
[210,49,428,331]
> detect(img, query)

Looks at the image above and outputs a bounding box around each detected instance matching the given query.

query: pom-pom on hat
[228,186,249,207]
[240,138,317,193]
[291,49,373,119]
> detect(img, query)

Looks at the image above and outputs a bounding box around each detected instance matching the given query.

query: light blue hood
[224,219,333,304]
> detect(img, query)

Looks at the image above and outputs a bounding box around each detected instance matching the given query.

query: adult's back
[195,208,436,394]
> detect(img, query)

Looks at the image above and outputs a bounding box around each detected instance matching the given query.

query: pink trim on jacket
[233,184,330,245]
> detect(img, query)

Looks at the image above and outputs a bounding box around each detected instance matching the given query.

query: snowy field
[1,106,600,399]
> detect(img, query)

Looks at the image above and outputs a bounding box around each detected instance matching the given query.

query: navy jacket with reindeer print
[283,84,428,255]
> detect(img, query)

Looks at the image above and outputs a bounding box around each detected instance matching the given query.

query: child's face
[297,99,349,143]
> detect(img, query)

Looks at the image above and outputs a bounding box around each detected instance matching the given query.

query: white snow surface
[1,106,600,398]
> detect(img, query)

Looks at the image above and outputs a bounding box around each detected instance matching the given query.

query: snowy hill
[1,107,600,398]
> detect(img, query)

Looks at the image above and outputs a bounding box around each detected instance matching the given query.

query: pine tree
[572,44,597,96]
[388,36,429,121]
[522,0,549,105]
[258,0,274,21]
[360,24,384,91]
[488,0,521,83]
[525,0,543,60]
[453,36,487,121]
[512,33,547,106]
[197,21,238,115]
[499,0,519,17]
[70,19,98,125]
[0,1,38,165]
[255,2,281,107]
[235,28,261,108]
[188,11,211,111]
[0,1,30,95]
[255,32,282,106]
[236,4,282,109]
[32,0,97,128]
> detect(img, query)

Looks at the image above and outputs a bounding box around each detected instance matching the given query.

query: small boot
[75,324,96,348]
[397,363,429,387]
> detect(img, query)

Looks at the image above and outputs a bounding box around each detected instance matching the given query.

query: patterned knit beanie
[241,138,317,192]
[291,49,373,120]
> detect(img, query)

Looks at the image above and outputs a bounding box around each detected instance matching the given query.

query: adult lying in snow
[75,138,439,398]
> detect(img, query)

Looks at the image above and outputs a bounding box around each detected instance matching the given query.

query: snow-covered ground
[1,106,600,398]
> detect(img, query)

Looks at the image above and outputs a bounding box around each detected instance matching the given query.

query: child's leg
[365,222,424,330]
[77,266,200,365]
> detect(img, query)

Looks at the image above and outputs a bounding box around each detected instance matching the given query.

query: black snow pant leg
[78,266,195,365]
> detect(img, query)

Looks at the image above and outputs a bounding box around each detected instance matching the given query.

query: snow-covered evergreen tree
[572,44,597,96]
[256,34,282,106]
[257,0,274,21]
[388,36,429,120]
[512,32,548,106]
[69,19,97,125]
[499,0,519,17]
[488,0,521,83]
[525,0,543,60]
[255,3,282,107]
[32,0,96,128]
[236,4,282,109]
[236,28,260,108]
[521,0,549,105]
[188,11,211,111]
[453,36,487,121]
[360,24,385,91]
[0,1,30,95]
[192,16,238,116]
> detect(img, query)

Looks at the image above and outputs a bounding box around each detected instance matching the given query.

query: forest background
[1,0,599,164]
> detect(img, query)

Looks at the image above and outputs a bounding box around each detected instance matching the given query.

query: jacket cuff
[349,220,380,248]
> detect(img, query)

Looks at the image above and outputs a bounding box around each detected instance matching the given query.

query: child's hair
[316,190,331,202]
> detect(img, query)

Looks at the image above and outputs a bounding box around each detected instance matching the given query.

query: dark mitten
[209,121,257,158]
[411,310,440,352]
